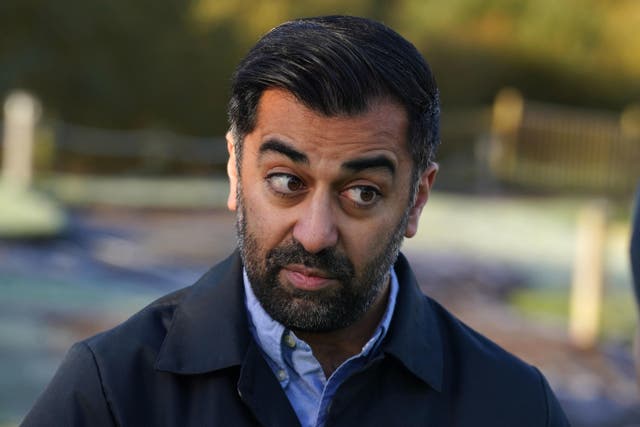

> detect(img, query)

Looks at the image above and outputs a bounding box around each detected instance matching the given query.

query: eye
[266,173,305,195]
[342,185,381,207]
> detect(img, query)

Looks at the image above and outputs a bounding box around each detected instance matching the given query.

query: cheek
[342,216,397,262]
[242,192,293,250]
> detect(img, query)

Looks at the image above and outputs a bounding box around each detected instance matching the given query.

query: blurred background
[1,0,640,425]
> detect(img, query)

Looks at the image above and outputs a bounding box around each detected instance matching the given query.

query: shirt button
[284,333,296,348]
[277,369,288,381]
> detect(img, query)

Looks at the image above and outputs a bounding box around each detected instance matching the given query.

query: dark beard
[236,194,409,332]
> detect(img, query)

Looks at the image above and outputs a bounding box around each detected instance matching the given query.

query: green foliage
[0,0,239,134]
[1,0,638,134]
[393,0,640,108]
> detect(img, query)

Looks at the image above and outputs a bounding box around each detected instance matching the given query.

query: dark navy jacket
[22,252,570,426]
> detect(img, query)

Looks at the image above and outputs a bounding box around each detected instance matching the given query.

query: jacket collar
[156,251,250,374]
[383,253,444,392]
[155,250,444,393]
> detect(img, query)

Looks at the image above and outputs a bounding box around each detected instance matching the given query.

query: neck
[294,278,390,378]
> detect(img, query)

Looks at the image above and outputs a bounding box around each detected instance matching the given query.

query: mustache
[265,241,355,280]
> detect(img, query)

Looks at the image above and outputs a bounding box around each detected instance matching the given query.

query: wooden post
[568,201,608,350]
[621,104,640,193]
[620,103,640,141]
[2,91,41,188]
[489,88,524,177]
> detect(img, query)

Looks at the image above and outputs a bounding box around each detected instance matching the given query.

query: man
[23,16,569,426]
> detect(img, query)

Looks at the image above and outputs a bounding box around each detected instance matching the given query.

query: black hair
[228,15,440,177]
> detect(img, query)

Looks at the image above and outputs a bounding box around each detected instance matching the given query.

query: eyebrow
[258,139,309,164]
[258,138,396,176]
[342,155,396,176]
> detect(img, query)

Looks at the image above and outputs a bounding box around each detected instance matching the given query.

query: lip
[282,264,336,291]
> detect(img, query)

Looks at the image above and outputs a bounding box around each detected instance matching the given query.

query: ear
[226,131,238,211]
[404,163,438,238]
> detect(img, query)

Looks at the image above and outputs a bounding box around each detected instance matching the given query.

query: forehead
[245,89,410,163]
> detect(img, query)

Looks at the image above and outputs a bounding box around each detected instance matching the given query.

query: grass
[510,287,637,343]
[406,192,634,286]
[404,191,638,343]
[0,181,66,238]
[36,173,229,208]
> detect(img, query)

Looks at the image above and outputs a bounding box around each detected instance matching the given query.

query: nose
[292,190,339,254]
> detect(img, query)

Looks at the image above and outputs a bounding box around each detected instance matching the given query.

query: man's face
[227,89,437,332]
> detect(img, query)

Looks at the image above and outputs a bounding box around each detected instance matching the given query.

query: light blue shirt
[243,269,399,427]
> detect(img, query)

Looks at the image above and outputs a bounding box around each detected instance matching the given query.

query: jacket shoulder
[427,297,569,426]
[85,284,190,353]
[21,285,194,426]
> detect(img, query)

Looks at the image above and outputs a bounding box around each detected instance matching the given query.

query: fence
[488,88,640,196]
[49,122,228,175]
[0,92,229,207]
[2,90,639,195]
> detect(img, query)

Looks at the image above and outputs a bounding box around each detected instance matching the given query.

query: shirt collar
[242,267,400,373]
[242,269,286,369]
[155,251,250,374]
[382,253,443,392]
